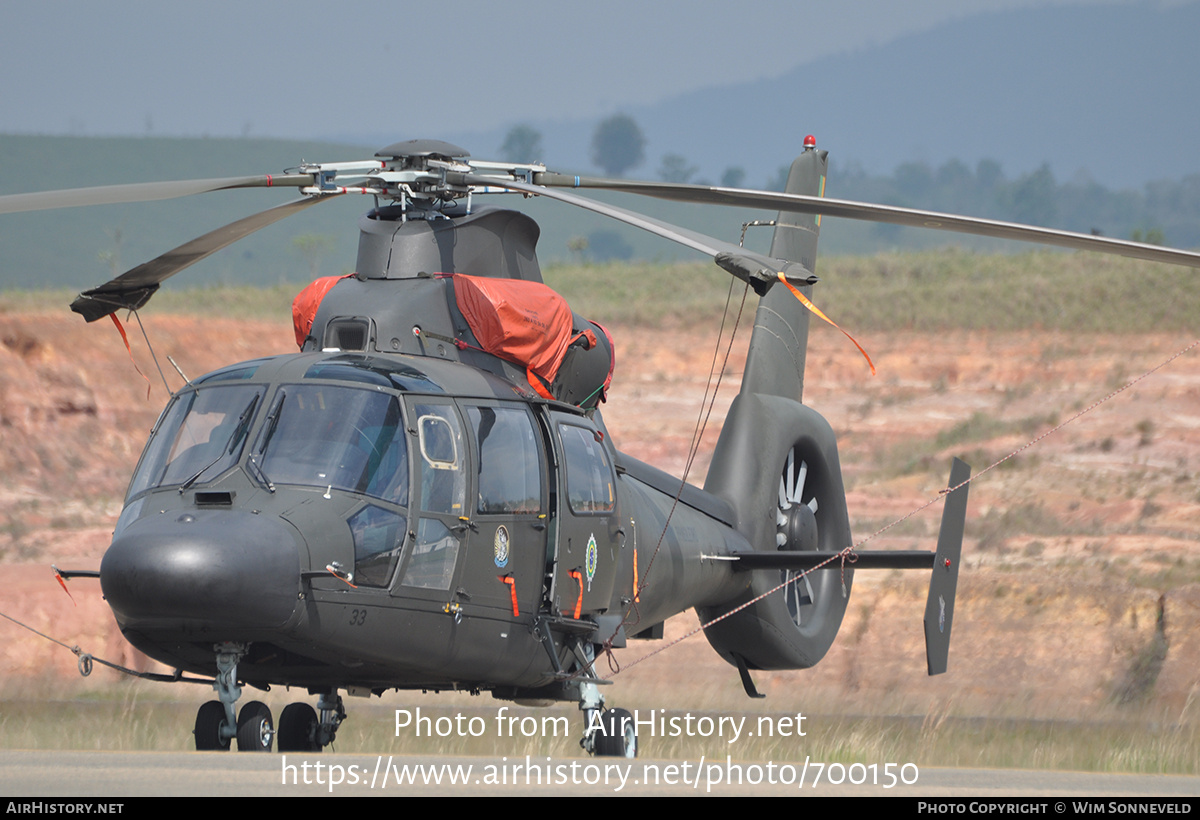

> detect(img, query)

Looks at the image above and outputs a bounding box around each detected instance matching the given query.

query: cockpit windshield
[127,384,263,499]
[127,381,411,508]
[255,384,409,505]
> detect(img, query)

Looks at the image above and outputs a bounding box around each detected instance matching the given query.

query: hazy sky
[0,0,1164,141]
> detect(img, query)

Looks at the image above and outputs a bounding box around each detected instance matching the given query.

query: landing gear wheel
[236,701,274,752]
[594,708,637,758]
[278,702,321,752]
[194,700,231,751]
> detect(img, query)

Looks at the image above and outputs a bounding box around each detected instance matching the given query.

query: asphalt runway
[4,750,1200,797]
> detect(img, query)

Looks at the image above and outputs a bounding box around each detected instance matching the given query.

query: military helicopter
[7,138,1199,757]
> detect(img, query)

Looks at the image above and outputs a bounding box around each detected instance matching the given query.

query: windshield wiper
[179,394,260,493]
[256,390,286,455]
[247,453,276,494]
[246,390,287,493]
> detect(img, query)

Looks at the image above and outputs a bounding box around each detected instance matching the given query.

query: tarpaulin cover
[452,273,573,383]
[292,274,354,348]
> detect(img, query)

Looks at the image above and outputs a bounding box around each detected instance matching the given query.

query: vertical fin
[738,142,828,402]
[924,457,971,675]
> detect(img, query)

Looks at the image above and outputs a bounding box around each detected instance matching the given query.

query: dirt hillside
[2,311,1198,720]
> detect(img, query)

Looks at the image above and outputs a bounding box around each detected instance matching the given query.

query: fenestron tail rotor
[777,448,817,546]
[778,448,819,628]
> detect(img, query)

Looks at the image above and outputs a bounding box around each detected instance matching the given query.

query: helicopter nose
[100,509,300,628]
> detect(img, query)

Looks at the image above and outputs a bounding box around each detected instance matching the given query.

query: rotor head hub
[780,503,818,552]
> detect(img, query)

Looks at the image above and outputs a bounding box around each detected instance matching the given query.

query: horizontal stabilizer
[725,550,935,571]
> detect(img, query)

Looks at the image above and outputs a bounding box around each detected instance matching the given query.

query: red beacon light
[803,134,817,149]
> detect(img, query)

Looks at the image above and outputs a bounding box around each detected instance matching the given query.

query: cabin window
[466,405,542,515]
[558,423,615,515]
[412,403,466,516]
[418,415,459,470]
[399,519,459,590]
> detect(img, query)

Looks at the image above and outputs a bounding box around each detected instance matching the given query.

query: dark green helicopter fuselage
[101,347,750,696]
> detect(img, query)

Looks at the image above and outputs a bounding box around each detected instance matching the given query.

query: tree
[500,124,543,164]
[567,236,589,264]
[591,114,645,177]
[658,153,697,184]
[97,226,124,276]
[893,161,934,201]
[1009,163,1058,227]
[720,166,746,188]
[587,230,633,262]
[975,159,1004,191]
[766,164,790,192]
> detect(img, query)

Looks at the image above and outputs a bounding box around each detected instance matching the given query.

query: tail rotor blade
[793,460,808,506]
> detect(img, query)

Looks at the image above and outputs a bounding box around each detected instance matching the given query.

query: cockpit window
[126,384,263,499]
[304,355,444,393]
[193,361,264,384]
[349,504,407,587]
[255,385,409,505]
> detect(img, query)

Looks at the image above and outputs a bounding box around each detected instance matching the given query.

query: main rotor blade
[463,173,795,293]
[0,174,313,215]
[71,195,336,321]
[533,173,1200,269]
[469,173,734,256]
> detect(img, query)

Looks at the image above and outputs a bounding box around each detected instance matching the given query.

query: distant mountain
[421,3,1199,191]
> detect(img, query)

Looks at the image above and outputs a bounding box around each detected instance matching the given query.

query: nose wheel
[192,642,276,752]
[194,699,274,752]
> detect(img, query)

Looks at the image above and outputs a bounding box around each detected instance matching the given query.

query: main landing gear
[575,644,638,758]
[276,691,345,753]
[192,643,345,753]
